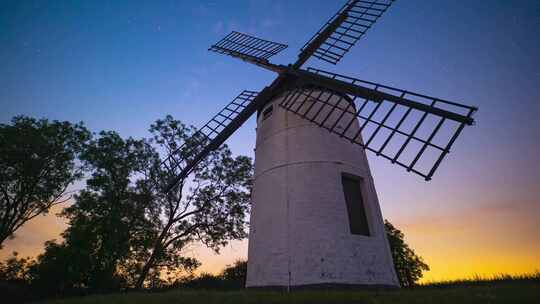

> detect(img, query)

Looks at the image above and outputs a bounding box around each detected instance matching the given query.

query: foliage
[0,116,90,247]
[221,260,247,286]
[134,115,253,289]
[7,115,253,295]
[29,131,159,294]
[28,240,90,295]
[175,272,228,290]
[385,220,430,287]
[170,260,247,290]
[0,251,32,282]
[0,251,35,302]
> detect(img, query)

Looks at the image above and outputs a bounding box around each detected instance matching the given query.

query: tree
[25,116,252,292]
[385,220,430,287]
[0,116,90,247]
[29,131,159,293]
[0,252,32,283]
[134,115,253,289]
[64,131,158,291]
[0,252,35,302]
[221,259,247,287]
[27,240,87,295]
[10,116,252,292]
[172,260,248,290]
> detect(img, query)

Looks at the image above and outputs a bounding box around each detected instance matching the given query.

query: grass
[420,272,540,287]
[43,273,540,304]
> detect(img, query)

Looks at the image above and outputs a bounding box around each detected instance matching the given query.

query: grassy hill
[44,279,539,304]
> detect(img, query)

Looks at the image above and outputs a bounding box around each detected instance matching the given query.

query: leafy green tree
[385,220,430,287]
[221,259,247,287]
[172,260,246,290]
[134,116,253,289]
[0,116,90,247]
[67,131,158,290]
[29,131,159,293]
[27,116,252,292]
[0,251,35,302]
[27,240,88,295]
[0,252,32,283]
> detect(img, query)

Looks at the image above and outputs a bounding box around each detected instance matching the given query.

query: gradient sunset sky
[1,0,539,282]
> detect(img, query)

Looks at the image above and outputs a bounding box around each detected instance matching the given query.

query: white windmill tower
[247,91,399,288]
[162,0,477,289]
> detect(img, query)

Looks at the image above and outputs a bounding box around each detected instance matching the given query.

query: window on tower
[341,173,370,236]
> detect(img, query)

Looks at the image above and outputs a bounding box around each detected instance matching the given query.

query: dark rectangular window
[262,105,273,121]
[341,173,370,236]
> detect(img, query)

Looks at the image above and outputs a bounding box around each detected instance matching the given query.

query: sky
[1,0,539,282]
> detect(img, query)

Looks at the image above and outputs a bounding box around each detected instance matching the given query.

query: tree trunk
[135,246,159,289]
[135,223,172,289]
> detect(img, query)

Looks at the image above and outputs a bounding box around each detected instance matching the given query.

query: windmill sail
[163,0,477,191]
[280,68,476,180]
[296,0,395,67]
[162,90,259,191]
[209,31,288,63]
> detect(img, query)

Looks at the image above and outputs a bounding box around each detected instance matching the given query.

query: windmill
[161,0,477,288]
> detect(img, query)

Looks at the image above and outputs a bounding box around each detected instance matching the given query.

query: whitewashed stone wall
[246,91,399,288]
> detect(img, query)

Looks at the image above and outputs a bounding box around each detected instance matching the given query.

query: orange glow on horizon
[1,198,538,283]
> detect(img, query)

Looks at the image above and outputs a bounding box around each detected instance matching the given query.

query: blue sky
[1,0,539,280]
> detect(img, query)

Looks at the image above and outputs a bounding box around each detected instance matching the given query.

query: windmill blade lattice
[209,31,288,63]
[279,68,476,180]
[162,90,259,190]
[160,0,477,191]
[298,0,395,65]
